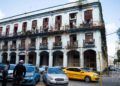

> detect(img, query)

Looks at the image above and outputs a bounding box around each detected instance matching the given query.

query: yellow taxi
[63,67,99,82]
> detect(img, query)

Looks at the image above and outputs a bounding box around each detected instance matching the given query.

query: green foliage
[117,28,120,40]
[117,50,120,60]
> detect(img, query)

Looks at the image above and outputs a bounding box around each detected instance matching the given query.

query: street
[0,71,120,86]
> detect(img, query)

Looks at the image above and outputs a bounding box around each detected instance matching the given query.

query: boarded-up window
[14,24,18,34]
[32,20,37,29]
[84,10,92,21]
[0,27,2,36]
[55,15,62,30]
[85,33,93,42]
[6,25,10,35]
[22,22,27,32]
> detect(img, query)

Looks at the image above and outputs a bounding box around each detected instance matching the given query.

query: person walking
[2,60,10,86]
[13,60,26,86]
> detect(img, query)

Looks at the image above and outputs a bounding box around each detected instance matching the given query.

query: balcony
[67,41,78,49]
[19,44,25,51]
[39,43,48,50]
[83,39,95,48]
[53,42,62,49]
[80,21,104,29]
[10,44,16,51]
[28,43,36,50]
[2,45,8,51]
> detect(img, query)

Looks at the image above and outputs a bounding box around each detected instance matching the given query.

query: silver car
[43,67,69,86]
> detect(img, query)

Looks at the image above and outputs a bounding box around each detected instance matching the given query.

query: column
[36,51,40,67]
[25,51,28,64]
[80,48,84,67]
[0,52,2,63]
[63,50,67,67]
[16,52,19,64]
[49,50,53,67]
[7,51,10,61]
[96,51,101,72]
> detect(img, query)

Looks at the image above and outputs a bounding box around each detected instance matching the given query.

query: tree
[117,28,120,40]
[117,50,120,60]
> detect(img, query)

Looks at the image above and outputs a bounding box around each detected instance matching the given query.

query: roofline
[0,1,79,21]
[0,0,99,23]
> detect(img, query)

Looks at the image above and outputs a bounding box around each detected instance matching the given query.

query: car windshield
[10,65,15,70]
[48,68,64,74]
[26,66,35,72]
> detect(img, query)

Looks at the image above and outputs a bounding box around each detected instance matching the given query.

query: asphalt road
[0,71,120,86]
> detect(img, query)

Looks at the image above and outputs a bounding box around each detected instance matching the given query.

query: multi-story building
[0,0,107,71]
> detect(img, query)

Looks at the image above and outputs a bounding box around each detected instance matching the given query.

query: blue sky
[0,0,120,58]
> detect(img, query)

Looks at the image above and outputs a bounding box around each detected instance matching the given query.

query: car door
[71,68,86,80]
[65,68,76,79]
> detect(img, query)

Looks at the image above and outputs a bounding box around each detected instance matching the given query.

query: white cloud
[106,23,118,57]
[0,10,5,19]
[69,0,78,2]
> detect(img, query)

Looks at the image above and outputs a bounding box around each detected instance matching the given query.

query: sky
[0,0,120,58]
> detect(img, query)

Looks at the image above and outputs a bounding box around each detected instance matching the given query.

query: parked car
[7,64,16,80]
[39,65,48,74]
[43,67,69,86]
[63,67,99,82]
[21,65,40,86]
[0,63,6,80]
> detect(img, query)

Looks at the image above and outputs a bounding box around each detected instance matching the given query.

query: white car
[43,67,69,86]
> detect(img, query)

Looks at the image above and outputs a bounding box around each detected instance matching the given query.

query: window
[84,10,92,24]
[55,15,62,30]
[6,25,10,35]
[85,32,93,43]
[42,37,48,45]
[70,34,77,42]
[32,20,37,30]
[22,22,27,32]
[69,13,77,28]
[43,18,49,31]
[0,27,2,36]
[67,68,81,72]
[14,24,18,35]
[55,36,61,43]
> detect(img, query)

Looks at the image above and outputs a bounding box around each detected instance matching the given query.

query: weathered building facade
[0,0,107,71]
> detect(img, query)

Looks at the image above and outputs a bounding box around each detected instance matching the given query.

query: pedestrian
[2,60,10,86]
[13,60,26,86]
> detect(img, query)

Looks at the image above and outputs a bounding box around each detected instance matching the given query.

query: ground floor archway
[19,52,25,62]
[28,52,36,65]
[53,51,63,66]
[67,50,80,67]
[2,52,8,64]
[10,52,16,64]
[84,50,96,70]
[40,51,49,66]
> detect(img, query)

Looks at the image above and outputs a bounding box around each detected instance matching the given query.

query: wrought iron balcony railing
[53,42,62,49]
[83,39,95,48]
[67,41,78,49]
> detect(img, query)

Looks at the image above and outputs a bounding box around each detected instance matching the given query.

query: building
[0,0,107,71]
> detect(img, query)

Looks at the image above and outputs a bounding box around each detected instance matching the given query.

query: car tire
[85,76,91,82]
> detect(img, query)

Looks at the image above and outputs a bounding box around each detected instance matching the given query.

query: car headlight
[93,73,98,76]
[48,76,53,80]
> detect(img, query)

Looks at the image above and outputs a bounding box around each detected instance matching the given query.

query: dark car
[7,64,16,80]
[21,65,40,86]
[0,63,6,80]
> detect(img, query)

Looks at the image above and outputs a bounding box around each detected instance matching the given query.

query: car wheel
[85,76,91,82]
